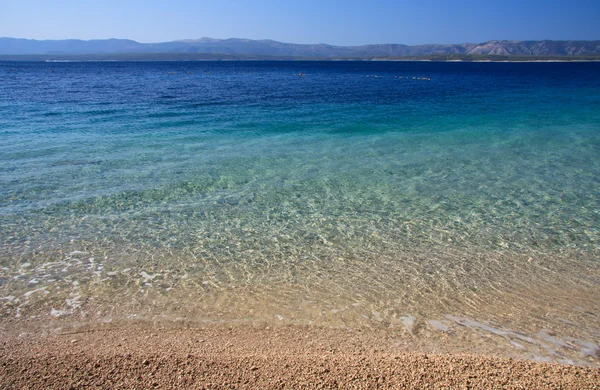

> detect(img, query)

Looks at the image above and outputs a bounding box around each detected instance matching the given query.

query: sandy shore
[1,325,599,389]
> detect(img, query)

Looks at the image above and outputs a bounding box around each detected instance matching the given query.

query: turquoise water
[1,61,600,363]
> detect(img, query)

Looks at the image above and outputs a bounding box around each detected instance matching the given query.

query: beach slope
[2,326,599,389]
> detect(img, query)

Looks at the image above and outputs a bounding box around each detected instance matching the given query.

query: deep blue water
[1,61,600,362]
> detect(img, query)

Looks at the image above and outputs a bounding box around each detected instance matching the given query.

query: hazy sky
[1,0,598,45]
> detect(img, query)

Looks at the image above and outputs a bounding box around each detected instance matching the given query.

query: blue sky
[1,0,598,45]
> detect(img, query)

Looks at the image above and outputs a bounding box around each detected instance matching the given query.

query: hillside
[1,37,599,58]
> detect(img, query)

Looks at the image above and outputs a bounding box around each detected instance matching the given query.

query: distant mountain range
[1,37,599,58]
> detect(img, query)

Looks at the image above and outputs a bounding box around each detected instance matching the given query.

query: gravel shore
[1,326,599,389]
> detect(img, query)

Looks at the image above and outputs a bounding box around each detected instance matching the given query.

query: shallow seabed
[1,61,599,365]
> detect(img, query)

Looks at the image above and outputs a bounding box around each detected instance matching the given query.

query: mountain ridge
[1,37,599,57]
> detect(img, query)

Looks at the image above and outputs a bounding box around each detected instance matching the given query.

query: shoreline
[3,246,600,368]
[2,56,600,62]
[2,325,599,389]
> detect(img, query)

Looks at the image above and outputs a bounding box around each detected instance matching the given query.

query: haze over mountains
[1,37,599,58]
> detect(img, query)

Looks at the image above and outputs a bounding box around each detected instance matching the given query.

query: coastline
[2,55,600,62]
[2,325,599,389]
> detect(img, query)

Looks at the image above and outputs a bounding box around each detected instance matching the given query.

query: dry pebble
[0,326,598,389]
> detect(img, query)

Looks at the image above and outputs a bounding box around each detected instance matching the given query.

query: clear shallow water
[1,61,600,364]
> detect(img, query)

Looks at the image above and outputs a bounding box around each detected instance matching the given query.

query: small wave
[51,159,103,167]
[147,112,188,119]
[83,109,120,116]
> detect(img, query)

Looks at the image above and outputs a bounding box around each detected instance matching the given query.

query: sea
[1,60,599,364]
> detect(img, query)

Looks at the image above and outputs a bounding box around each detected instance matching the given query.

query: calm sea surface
[1,61,599,363]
